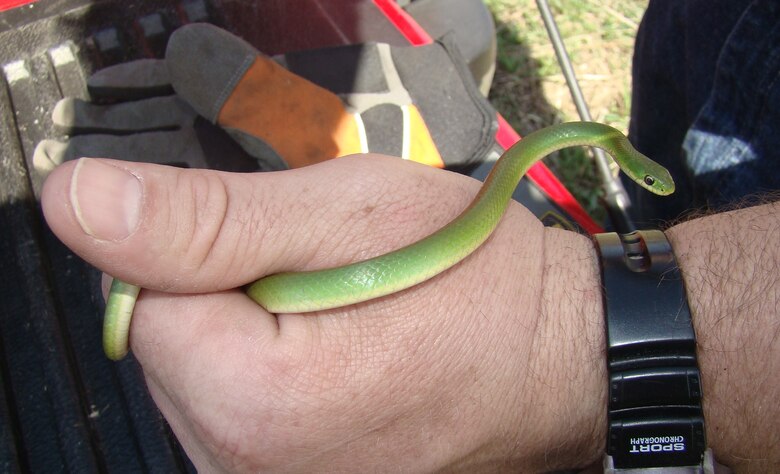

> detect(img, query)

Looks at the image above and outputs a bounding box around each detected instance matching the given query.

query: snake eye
[643,175,656,187]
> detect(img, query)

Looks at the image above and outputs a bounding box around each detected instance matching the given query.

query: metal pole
[535,0,635,233]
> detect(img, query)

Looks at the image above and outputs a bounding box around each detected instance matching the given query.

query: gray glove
[34,59,287,175]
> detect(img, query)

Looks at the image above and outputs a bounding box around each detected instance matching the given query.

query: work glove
[35,23,495,175]
[33,58,286,175]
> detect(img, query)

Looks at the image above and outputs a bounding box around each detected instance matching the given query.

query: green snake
[102,122,674,360]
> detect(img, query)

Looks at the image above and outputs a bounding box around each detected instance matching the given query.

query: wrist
[512,226,606,470]
[505,201,779,472]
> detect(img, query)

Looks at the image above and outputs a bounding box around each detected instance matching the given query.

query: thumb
[40,156,478,295]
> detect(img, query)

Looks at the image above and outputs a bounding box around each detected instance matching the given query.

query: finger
[87,58,173,100]
[128,289,278,373]
[34,128,208,173]
[127,288,282,464]
[41,155,486,294]
[127,290,267,467]
[52,96,194,134]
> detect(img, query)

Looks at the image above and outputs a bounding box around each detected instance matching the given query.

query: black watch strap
[594,230,708,471]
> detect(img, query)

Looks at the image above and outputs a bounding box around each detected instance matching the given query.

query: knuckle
[171,171,235,284]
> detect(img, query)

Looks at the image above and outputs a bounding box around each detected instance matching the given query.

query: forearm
[528,200,779,472]
[666,200,780,471]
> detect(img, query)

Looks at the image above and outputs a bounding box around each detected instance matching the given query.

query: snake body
[103,122,674,360]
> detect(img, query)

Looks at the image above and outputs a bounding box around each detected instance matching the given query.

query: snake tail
[103,278,140,360]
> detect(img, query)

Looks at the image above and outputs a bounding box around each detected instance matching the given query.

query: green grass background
[485,0,648,222]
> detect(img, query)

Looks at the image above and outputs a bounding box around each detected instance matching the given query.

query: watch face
[608,417,706,469]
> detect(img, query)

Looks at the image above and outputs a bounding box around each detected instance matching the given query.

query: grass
[485,0,648,223]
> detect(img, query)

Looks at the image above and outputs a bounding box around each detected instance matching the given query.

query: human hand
[41,155,606,472]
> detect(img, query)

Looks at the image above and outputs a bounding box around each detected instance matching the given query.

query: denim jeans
[626,0,780,225]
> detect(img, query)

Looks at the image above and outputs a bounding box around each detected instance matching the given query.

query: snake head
[638,168,675,196]
[625,150,676,196]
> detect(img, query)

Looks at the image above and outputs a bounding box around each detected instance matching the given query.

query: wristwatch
[594,230,714,473]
